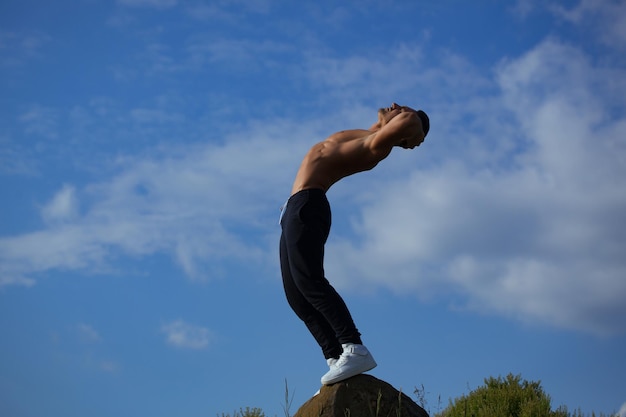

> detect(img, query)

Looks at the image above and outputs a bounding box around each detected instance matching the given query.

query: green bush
[435,373,614,417]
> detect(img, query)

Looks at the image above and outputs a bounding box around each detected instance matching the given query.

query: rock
[293,374,429,417]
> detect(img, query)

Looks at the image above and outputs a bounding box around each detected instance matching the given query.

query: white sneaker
[320,343,377,385]
[315,358,340,395]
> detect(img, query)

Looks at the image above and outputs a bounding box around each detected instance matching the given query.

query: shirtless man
[279,103,430,385]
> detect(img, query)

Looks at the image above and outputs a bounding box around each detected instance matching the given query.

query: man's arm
[367,111,423,156]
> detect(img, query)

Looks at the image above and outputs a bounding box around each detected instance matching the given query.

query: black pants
[279,188,362,360]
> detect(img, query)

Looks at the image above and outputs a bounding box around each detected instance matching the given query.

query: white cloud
[617,402,626,417]
[325,38,626,335]
[161,320,212,350]
[41,184,79,224]
[0,117,310,285]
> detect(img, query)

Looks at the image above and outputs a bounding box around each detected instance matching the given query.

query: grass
[282,379,295,417]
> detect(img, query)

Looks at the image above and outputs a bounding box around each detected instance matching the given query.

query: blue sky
[1,0,625,416]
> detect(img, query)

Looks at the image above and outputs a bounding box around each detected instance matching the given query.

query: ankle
[342,343,369,355]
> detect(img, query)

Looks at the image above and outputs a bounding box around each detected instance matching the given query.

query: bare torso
[290,105,426,195]
[291,129,392,195]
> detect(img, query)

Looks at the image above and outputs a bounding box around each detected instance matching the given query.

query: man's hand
[368,110,425,155]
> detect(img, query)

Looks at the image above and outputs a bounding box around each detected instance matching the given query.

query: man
[279,103,430,385]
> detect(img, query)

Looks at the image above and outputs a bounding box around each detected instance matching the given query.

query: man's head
[376,103,430,138]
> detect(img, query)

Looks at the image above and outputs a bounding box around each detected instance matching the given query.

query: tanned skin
[291,103,426,195]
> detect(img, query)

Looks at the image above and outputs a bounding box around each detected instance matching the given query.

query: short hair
[417,110,430,137]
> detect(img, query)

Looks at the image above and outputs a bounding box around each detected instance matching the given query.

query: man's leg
[285,231,377,385]
[281,190,376,384]
[285,228,376,385]
[282,191,362,346]
[280,232,342,359]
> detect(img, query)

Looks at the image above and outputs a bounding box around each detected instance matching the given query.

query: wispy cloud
[550,0,626,50]
[76,323,102,343]
[70,324,121,373]
[0,31,51,68]
[161,319,212,350]
[184,0,273,21]
[41,184,79,224]
[19,105,60,139]
[117,0,177,9]
[80,354,120,374]
[98,360,120,373]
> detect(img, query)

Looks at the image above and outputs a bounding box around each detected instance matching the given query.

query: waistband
[288,188,326,203]
[279,188,326,225]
